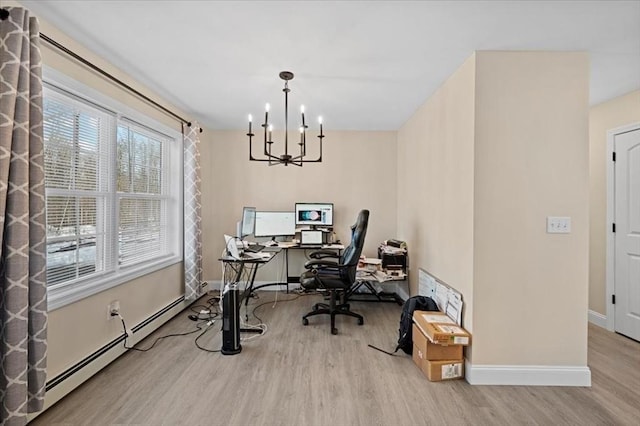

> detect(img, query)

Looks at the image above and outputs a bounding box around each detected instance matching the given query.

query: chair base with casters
[300,274,364,335]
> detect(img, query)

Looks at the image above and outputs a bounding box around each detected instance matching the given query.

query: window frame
[43,68,183,311]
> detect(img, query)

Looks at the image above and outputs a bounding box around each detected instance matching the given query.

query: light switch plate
[547,216,571,234]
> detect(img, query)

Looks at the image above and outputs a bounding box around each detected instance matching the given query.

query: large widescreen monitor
[254,211,296,238]
[295,203,333,227]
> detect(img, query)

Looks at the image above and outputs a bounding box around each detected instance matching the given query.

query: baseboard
[28,295,194,421]
[465,360,591,386]
[588,309,607,329]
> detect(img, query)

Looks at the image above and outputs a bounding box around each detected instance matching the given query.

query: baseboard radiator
[29,286,204,421]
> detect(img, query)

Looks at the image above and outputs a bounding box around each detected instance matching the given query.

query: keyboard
[245,244,265,253]
[241,252,263,259]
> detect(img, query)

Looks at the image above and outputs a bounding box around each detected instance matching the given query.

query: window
[43,83,182,309]
[116,121,169,266]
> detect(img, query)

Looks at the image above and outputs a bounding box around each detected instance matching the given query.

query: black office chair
[300,209,369,334]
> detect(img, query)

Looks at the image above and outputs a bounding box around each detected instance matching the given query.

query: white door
[614,127,640,341]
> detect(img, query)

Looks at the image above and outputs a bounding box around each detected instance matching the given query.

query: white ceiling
[21,0,640,131]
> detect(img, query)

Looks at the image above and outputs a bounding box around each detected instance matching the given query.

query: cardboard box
[413,324,463,361]
[412,310,471,346]
[424,360,465,381]
[412,341,424,369]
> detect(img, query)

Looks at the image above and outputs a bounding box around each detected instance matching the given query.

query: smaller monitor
[295,203,333,227]
[254,211,296,238]
[300,230,323,246]
[240,207,256,238]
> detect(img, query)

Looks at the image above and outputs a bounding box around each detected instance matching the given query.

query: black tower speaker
[221,286,241,355]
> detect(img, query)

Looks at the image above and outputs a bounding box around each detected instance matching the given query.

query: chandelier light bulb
[318,116,323,124]
[248,114,252,123]
[300,105,305,113]
[265,103,270,112]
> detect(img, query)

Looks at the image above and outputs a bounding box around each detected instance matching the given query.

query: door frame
[606,122,640,331]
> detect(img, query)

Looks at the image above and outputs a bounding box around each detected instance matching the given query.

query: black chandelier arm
[248,133,279,162]
[292,139,322,163]
[292,155,322,163]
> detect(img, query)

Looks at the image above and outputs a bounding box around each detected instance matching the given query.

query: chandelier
[247,71,324,166]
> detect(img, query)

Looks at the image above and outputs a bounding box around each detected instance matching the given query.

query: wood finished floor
[31,291,640,426]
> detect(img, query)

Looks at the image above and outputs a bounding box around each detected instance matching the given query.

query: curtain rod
[38,31,202,133]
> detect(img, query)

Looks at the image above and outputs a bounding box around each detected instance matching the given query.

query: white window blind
[43,82,182,308]
[116,121,169,267]
[43,90,113,286]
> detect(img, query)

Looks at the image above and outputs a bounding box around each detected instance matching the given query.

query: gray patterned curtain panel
[0,7,48,425]
[183,123,203,301]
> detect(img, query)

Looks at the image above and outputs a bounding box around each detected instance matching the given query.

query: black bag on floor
[396,295,439,354]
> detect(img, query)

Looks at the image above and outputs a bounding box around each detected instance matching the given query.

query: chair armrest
[309,250,340,260]
[304,259,339,270]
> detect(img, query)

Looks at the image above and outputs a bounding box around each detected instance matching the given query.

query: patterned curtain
[0,7,48,425]
[183,123,203,301]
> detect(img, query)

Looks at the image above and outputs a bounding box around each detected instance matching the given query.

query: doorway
[607,123,640,341]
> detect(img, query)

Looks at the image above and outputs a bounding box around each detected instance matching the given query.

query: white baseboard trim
[465,360,591,386]
[588,310,607,329]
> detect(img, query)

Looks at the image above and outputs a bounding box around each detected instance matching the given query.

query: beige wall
[588,90,640,315]
[200,130,398,281]
[14,2,191,380]
[397,55,476,328]
[398,51,590,367]
[473,51,590,365]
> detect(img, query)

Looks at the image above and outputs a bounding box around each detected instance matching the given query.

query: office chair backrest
[340,209,369,284]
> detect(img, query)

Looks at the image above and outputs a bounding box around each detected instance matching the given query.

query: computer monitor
[295,203,333,227]
[239,206,256,239]
[254,211,296,238]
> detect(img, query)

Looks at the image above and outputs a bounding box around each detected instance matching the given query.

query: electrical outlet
[107,300,120,320]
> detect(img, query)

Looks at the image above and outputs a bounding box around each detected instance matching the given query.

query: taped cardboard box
[424,360,465,381]
[412,323,462,361]
[412,310,471,346]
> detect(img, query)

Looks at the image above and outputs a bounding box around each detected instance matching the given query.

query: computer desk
[261,242,345,290]
[219,250,281,306]
[218,244,343,355]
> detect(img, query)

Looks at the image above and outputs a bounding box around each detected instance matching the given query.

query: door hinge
[612,152,616,162]
[612,223,616,233]
[612,294,616,305]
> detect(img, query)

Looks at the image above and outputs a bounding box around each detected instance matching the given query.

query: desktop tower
[221,286,241,355]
